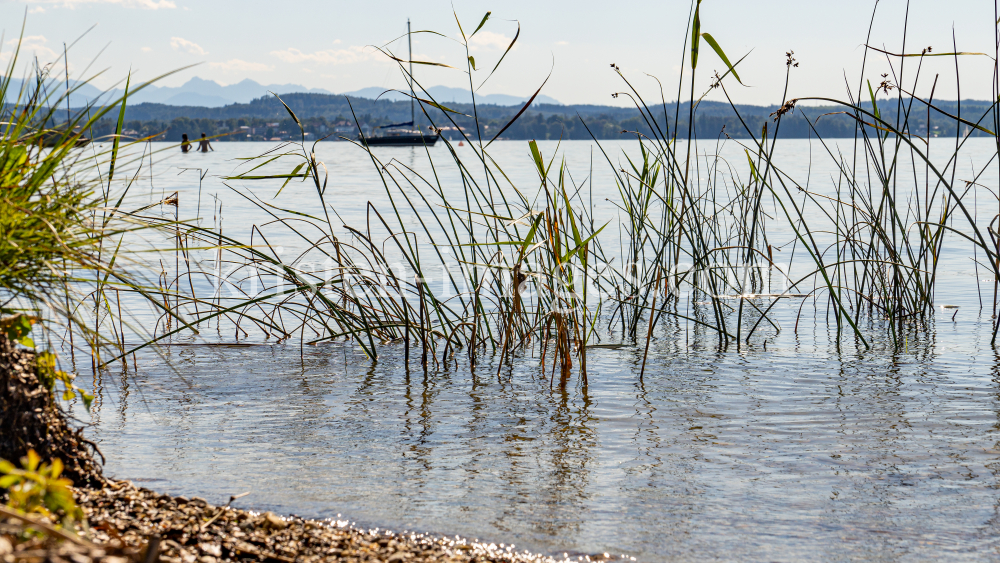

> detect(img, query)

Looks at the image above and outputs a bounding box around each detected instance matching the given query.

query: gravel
[1,479,597,563]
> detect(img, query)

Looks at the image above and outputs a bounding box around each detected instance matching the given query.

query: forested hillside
[66,92,994,142]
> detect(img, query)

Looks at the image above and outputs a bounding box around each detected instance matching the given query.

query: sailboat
[362,19,440,147]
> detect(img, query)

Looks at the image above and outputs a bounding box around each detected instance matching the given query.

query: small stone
[0,537,12,556]
[263,512,288,530]
[198,543,222,557]
[387,553,410,562]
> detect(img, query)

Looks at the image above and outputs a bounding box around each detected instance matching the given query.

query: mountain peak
[183,77,221,86]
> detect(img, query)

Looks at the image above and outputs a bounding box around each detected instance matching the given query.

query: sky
[0,0,998,107]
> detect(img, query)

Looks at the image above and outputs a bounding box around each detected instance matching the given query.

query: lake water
[74,139,1000,561]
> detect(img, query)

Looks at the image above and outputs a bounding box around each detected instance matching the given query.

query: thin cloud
[5,35,58,60]
[170,37,207,56]
[469,30,513,51]
[25,0,176,8]
[208,59,273,72]
[270,45,371,65]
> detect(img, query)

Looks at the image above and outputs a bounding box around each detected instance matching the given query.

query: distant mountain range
[3,76,560,108]
[339,86,561,106]
[127,77,337,106]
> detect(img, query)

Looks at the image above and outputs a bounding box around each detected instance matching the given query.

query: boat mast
[408,18,414,127]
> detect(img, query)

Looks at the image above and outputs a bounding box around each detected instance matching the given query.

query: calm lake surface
[76,139,1000,561]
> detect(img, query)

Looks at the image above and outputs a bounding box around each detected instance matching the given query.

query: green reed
[91,1,1000,387]
[0,22,197,376]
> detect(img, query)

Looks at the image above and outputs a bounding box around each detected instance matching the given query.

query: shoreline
[38,480,611,563]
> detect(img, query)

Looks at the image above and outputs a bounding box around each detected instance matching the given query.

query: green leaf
[385,54,456,69]
[867,80,880,120]
[0,460,16,473]
[108,72,130,188]
[562,223,608,263]
[223,174,310,181]
[0,146,28,186]
[275,162,307,198]
[468,55,477,70]
[17,336,34,348]
[0,475,19,488]
[745,149,758,183]
[81,391,94,412]
[519,213,546,258]
[395,92,471,117]
[866,44,991,58]
[24,450,40,472]
[2,314,35,342]
[271,92,302,127]
[486,67,549,146]
[700,32,742,84]
[529,140,545,179]
[471,12,491,37]
[454,8,467,41]
[691,0,702,70]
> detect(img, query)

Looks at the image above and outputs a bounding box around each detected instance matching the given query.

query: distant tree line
[83,116,369,143]
[69,92,996,142]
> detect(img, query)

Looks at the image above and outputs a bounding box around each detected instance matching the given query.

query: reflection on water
[79,318,1000,562]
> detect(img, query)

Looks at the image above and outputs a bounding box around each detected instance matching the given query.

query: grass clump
[0,28,193,482]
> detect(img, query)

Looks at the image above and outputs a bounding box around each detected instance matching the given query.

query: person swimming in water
[198,133,213,152]
[181,133,191,153]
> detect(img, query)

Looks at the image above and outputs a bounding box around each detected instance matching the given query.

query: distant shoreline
[61,94,995,142]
